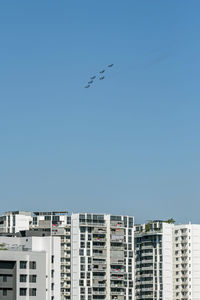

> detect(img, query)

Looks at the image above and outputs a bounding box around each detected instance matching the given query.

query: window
[29,288,37,296]
[79,249,84,256]
[80,242,85,248]
[29,275,37,283]
[81,257,85,264]
[3,289,7,296]
[81,234,85,241]
[81,265,85,271]
[3,276,7,282]
[20,261,27,269]
[88,257,91,263]
[88,265,91,271]
[29,261,36,269]
[20,275,27,282]
[20,288,27,296]
[51,256,54,264]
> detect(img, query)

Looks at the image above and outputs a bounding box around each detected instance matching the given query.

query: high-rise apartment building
[134,220,174,300]
[135,220,200,300]
[1,211,71,300]
[0,210,134,300]
[71,213,134,300]
[0,235,60,300]
[30,211,71,300]
[173,224,200,300]
[3,210,200,300]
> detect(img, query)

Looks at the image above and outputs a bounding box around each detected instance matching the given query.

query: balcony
[93,291,106,295]
[93,238,106,242]
[111,269,125,274]
[110,222,124,228]
[93,228,107,234]
[93,275,106,280]
[93,253,106,258]
[111,284,124,288]
[110,246,124,251]
[80,221,106,227]
[110,260,124,265]
[93,245,107,249]
[110,291,124,296]
[93,283,106,288]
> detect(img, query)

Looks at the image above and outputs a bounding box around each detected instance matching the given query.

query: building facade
[0,236,60,300]
[173,224,200,300]
[134,220,174,300]
[0,211,134,300]
[0,211,32,234]
[30,211,71,300]
[71,213,134,300]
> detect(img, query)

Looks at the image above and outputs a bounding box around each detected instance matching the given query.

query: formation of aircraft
[84,64,114,88]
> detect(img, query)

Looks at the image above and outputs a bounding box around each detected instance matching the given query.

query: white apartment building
[173,224,200,300]
[0,235,60,300]
[0,211,32,234]
[71,213,134,300]
[30,211,71,300]
[134,220,174,300]
[0,211,135,300]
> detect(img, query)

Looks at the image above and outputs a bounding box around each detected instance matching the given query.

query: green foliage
[0,243,8,250]
[145,223,150,232]
[165,218,175,224]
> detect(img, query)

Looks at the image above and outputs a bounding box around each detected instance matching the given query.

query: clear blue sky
[0,0,200,223]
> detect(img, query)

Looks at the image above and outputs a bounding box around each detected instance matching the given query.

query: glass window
[29,288,37,296]
[20,275,27,282]
[20,261,27,269]
[29,275,37,283]
[20,288,27,296]
[29,261,36,269]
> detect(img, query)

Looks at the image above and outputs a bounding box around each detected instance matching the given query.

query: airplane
[108,64,114,67]
[99,76,105,80]
[85,85,90,88]
[88,80,93,84]
[99,70,105,74]
[91,76,96,80]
